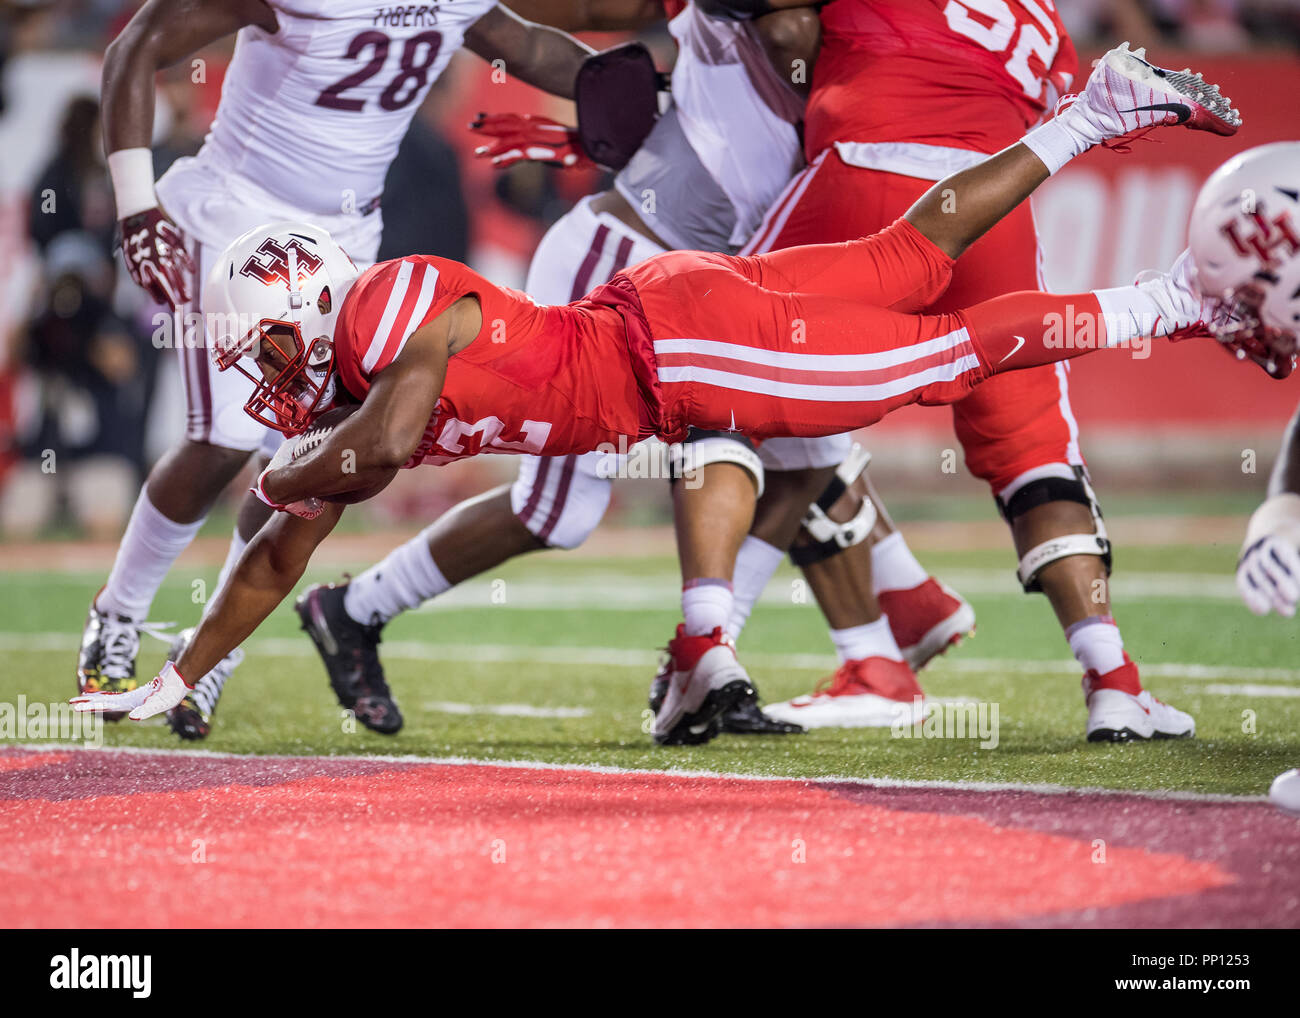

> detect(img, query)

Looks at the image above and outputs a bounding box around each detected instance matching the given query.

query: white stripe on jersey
[401,265,440,361]
[656,357,982,403]
[651,329,972,372]
[364,261,415,373]
[362,261,442,374]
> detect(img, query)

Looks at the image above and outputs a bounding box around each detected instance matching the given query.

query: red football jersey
[805,0,1077,157]
[333,257,654,466]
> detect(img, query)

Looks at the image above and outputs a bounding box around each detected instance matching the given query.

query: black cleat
[77,590,143,723]
[165,627,243,741]
[649,652,803,736]
[295,582,403,734]
[720,690,805,735]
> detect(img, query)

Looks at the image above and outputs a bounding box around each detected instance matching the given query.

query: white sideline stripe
[657,356,981,403]
[652,328,971,371]
[5,631,1300,683]
[1202,683,1300,699]
[1,742,1266,804]
[421,700,591,718]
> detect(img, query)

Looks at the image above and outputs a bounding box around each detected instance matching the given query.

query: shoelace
[98,616,142,680]
[813,663,861,698]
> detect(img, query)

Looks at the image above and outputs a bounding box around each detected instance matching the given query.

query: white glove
[71,661,191,720]
[1237,535,1300,617]
[252,437,324,520]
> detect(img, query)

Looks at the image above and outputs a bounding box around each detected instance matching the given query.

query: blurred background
[0,0,1297,549]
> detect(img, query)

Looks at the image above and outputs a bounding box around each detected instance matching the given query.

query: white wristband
[107,147,158,219]
[1244,492,1300,551]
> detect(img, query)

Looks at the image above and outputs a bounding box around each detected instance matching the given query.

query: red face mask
[1215,285,1298,380]
[214,320,336,435]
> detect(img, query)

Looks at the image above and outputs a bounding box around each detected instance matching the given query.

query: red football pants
[627,217,1105,445]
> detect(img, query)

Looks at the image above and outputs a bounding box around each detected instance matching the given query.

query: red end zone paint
[1,748,1291,928]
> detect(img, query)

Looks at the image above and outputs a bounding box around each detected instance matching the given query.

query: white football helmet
[204,221,360,434]
[1189,141,1300,378]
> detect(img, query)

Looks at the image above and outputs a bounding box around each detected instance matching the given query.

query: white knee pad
[667,432,764,497]
[511,450,615,550]
[790,443,876,567]
[998,464,1112,592]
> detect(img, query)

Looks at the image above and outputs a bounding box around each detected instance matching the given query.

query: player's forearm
[101,20,164,153]
[177,510,338,681]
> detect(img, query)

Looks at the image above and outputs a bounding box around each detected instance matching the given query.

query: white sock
[1067,614,1127,675]
[682,579,733,637]
[1021,113,1095,177]
[211,528,248,602]
[344,531,451,627]
[870,531,930,595]
[830,617,903,664]
[98,490,204,621]
[725,536,784,642]
[1094,285,1166,345]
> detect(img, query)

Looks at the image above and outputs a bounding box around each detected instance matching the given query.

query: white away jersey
[179,0,494,215]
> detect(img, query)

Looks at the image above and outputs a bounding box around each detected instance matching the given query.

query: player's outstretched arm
[103,0,277,308]
[71,505,344,720]
[465,4,598,100]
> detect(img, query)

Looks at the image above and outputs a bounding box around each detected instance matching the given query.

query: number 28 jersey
[806,0,1077,158]
[334,257,657,467]
[194,0,494,215]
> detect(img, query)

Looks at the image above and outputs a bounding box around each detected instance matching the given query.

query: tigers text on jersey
[183,0,494,216]
[806,0,1077,158]
[333,257,656,466]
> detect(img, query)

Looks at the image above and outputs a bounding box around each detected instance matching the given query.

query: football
[288,404,397,504]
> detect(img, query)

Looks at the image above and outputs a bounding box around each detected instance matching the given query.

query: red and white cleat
[1062,41,1241,144]
[763,656,927,729]
[1269,769,1300,818]
[1083,653,1195,742]
[878,578,976,672]
[651,626,755,746]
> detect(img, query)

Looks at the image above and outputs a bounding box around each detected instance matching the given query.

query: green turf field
[3,538,1298,796]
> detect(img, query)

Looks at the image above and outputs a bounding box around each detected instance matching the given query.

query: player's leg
[78,236,262,711]
[651,434,771,745]
[740,44,1238,307]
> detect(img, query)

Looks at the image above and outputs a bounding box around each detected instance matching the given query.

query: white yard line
[1202,683,1300,698]
[1,741,1266,804]
[4,632,1299,683]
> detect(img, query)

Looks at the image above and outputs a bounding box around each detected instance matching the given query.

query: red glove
[469,112,594,170]
[120,208,194,309]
